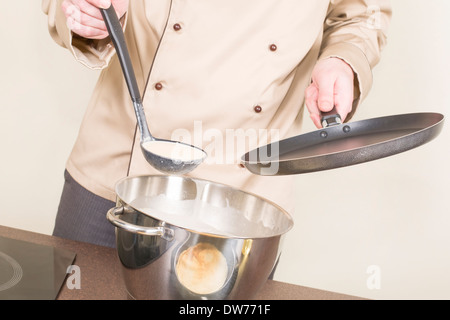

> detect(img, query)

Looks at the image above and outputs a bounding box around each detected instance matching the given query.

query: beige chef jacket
[42,0,391,215]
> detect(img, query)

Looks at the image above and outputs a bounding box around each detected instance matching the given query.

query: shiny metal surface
[108,175,293,300]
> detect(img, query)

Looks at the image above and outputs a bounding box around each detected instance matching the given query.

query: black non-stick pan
[241,112,444,176]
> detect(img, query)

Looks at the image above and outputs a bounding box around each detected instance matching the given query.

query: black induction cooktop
[0,236,76,300]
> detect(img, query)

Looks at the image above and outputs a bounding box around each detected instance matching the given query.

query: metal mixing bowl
[107,175,293,300]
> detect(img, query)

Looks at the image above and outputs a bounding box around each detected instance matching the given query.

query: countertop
[0,225,363,300]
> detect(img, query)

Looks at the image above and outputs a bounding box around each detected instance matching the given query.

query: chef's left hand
[305,57,355,129]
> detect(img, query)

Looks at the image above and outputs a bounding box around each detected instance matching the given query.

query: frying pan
[241,112,444,176]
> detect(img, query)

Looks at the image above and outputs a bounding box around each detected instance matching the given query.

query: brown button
[254,105,262,113]
[173,23,182,31]
[155,82,163,90]
[239,163,245,168]
[269,44,277,51]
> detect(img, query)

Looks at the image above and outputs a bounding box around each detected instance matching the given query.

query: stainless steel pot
[107,175,293,300]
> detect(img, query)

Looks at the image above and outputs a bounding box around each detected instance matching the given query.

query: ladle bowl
[140,138,206,175]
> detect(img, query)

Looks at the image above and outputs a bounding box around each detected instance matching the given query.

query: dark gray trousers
[52,170,117,248]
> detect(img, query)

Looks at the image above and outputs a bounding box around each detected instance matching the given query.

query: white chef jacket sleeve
[318,0,392,115]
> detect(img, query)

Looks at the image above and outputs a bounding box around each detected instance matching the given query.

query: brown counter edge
[0,225,365,300]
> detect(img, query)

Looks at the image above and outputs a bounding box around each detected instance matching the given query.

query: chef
[42,0,391,248]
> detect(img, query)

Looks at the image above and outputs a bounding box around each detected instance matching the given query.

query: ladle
[100,6,206,175]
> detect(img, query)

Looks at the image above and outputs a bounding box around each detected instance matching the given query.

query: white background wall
[0,1,449,299]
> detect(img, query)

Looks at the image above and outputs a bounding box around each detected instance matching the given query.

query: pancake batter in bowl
[141,141,205,163]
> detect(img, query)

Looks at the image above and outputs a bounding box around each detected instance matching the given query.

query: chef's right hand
[62,0,129,39]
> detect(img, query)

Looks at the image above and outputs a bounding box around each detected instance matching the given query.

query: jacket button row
[154,24,182,90]
[156,28,274,93]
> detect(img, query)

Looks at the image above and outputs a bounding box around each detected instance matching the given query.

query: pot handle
[107,207,174,241]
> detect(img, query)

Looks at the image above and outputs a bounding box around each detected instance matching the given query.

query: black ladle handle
[100,5,153,142]
[100,6,141,104]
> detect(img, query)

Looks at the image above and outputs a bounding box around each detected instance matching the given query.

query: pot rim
[113,174,295,239]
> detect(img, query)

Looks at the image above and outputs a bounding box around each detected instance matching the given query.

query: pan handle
[321,107,342,128]
[107,206,175,241]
